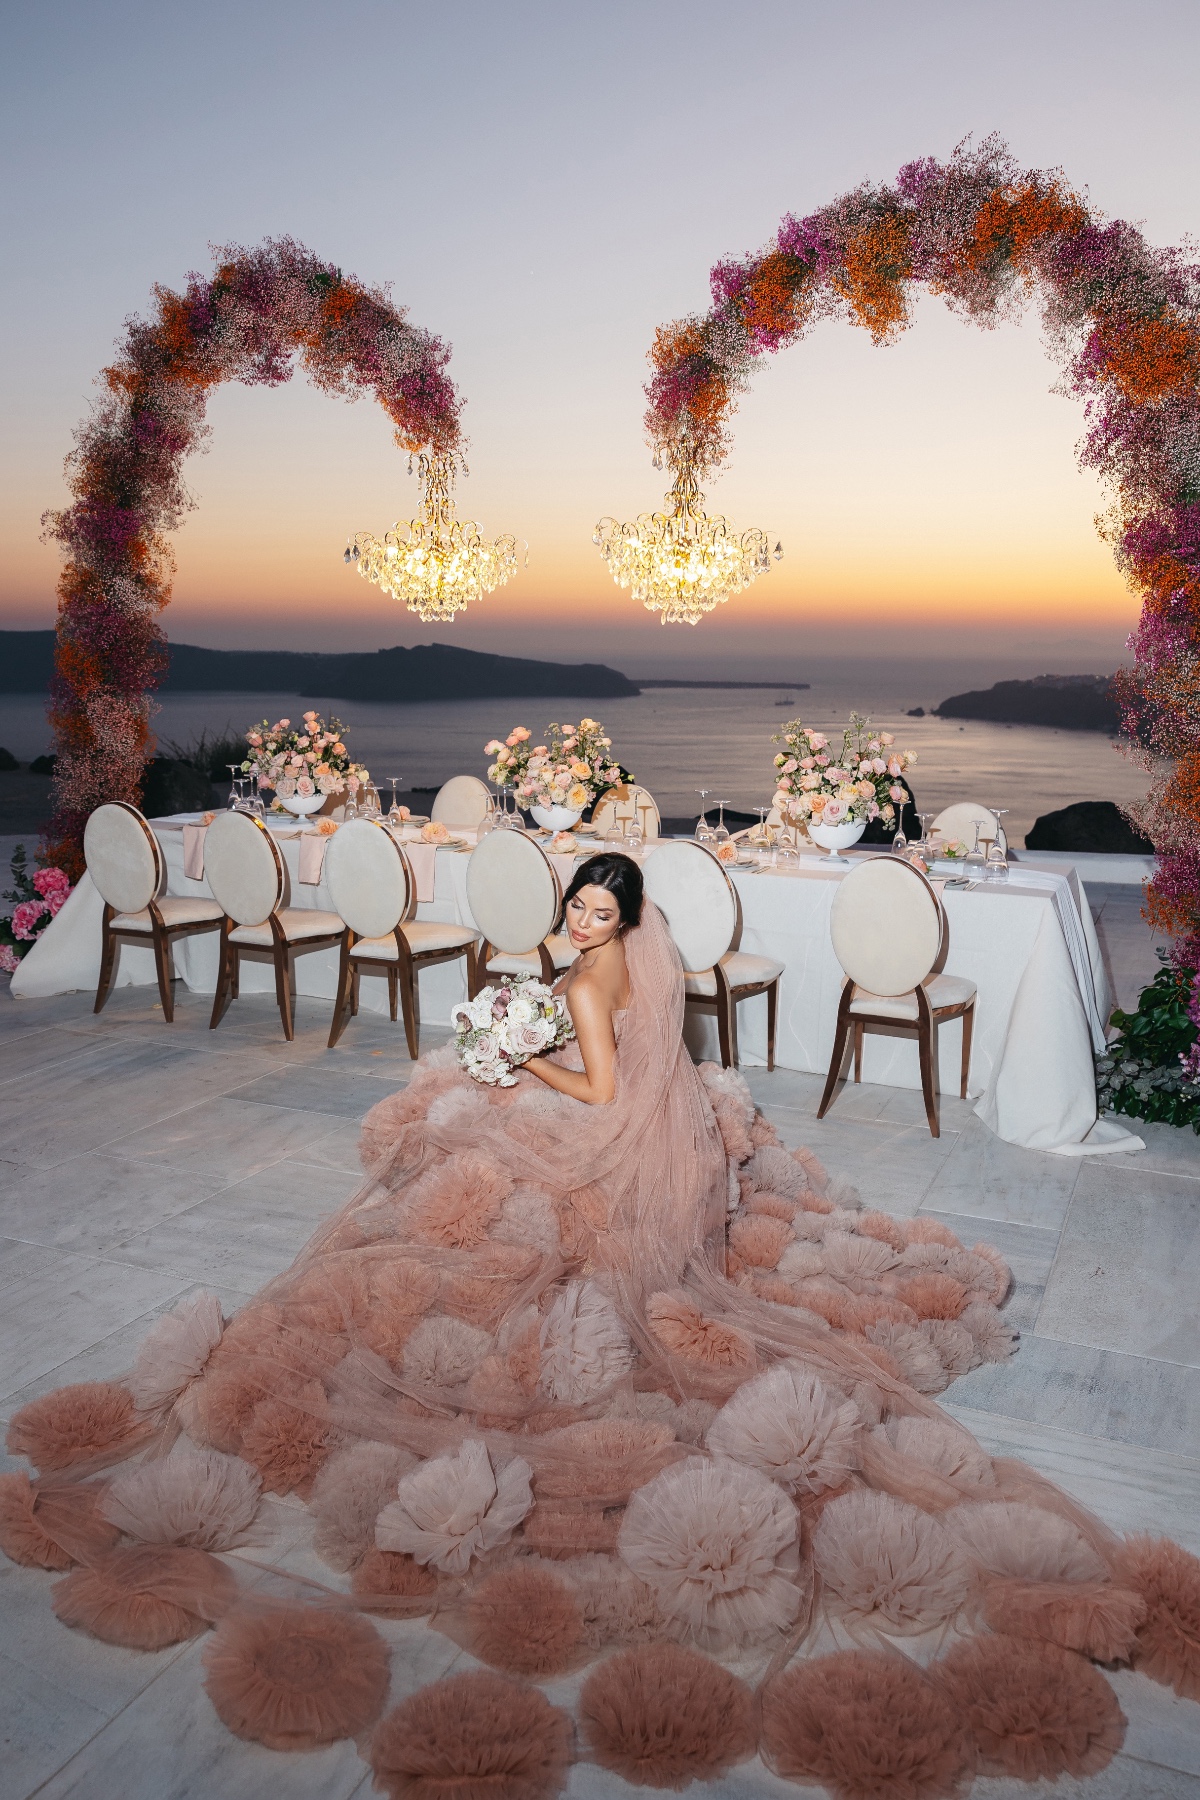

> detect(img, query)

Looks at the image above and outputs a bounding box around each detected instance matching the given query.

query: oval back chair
[85,801,223,1022]
[819,856,976,1136]
[466,829,574,981]
[591,783,661,840]
[324,820,479,1053]
[204,811,345,1041]
[932,802,1007,855]
[642,840,783,1069]
[431,775,492,829]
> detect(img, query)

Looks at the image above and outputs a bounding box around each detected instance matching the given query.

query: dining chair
[323,820,480,1053]
[85,801,224,1021]
[204,811,346,1041]
[817,856,976,1138]
[465,830,575,982]
[591,783,661,839]
[641,840,783,1069]
[931,802,1007,854]
[430,775,492,830]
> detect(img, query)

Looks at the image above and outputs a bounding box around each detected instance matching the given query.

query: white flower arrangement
[484,718,623,813]
[451,977,576,1087]
[240,710,369,802]
[772,711,916,830]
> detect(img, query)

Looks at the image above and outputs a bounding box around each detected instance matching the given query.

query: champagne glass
[388,778,405,827]
[712,800,731,846]
[965,821,985,867]
[694,790,715,844]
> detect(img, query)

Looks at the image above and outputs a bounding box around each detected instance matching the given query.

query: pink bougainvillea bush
[642,134,1200,958]
[0,844,72,972]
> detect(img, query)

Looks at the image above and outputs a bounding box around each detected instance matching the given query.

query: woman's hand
[523,978,617,1105]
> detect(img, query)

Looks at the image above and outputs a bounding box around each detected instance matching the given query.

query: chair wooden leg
[151,924,175,1021]
[94,915,117,1014]
[765,979,778,1073]
[327,938,354,1049]
[209,935,232,1030]
[467,943,482,999]
[960,1003,975,1099]
[714,992,734,1068]
[817,996,854,1120]
[917,1013,940,1138]
[273,943,294,1041]
[387,964,399,1023]
[853,1020,864,1083]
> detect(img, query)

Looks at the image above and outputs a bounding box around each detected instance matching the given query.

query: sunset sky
[3,0,1198,679]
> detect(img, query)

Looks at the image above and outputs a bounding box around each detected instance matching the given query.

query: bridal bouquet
[772,712,916,829]
[484,718,623,812]
[239,711,370,802]
[452,977,575,1087]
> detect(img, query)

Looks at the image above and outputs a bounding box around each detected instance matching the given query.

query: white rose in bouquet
[452,977,575,1088]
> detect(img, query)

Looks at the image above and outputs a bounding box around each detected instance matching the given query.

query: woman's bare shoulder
[565,961,625,1022]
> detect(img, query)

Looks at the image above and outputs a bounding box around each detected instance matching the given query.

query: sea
[0,662,1154,845]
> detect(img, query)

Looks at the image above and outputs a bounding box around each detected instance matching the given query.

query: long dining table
[11,814,1133,1155]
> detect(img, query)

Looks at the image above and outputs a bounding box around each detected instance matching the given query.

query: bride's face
[565,883,623,952]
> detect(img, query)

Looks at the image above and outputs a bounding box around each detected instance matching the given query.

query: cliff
[936,674,1120,733]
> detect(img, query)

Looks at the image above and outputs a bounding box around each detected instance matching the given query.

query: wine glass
[712,800,731,846]
[965,821,986,867]
[750,806,771,850]
[694,790,715,844]
[892,806,908,855]
[361,782,381,821]
[226,765,242,810]
[388,778,405,827]
[625,813,645,854]
[986,807,1009,878]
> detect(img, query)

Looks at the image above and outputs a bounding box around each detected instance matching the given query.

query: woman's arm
[524,979,617,1105]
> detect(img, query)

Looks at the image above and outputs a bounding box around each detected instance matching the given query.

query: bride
[2,852,1193,1794]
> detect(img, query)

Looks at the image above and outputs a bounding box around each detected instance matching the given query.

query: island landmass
[935,674,1120,733]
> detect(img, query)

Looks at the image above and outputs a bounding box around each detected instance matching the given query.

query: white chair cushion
[467,832,560,953]
[111,896,225,931]
[829,858,941,996]
[642,842,736,971]
[229,907,344,947]
[683,951,784,998]
[353,922,479,961]
[431,775,492,828]
[204,812,283,926]
[486,933,577,976]
[85,803,162,915]
[324,819,409,938]
[848,971,977,1021]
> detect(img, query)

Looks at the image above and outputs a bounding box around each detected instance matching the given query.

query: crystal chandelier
[345,453,520,624]
[593,444,781,625]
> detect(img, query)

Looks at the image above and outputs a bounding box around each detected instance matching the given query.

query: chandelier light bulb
[593,443,779,625]
[346,453,520,624]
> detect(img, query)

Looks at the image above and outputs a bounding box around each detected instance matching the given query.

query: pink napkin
[405,841,439,903]
[182,824,208,881]
[298,833,330,885]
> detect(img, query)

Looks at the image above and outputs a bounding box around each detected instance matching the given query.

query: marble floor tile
[0,1024,119,1089]
[0,1153,228,1254]
[219,1062,402,1118]
[288,1120,369,1176]
[104,1095,348,1182]
[1037,1164,1200,1367]
[0,1238,191,1401]
[102,1158,361,1290]
[31,1636,373,1800]
[921,1113,1081,1229]
[772,1110,957,1217]
[917,1209,1062,1289]
[946,1331,1200,1455]
[1099,1118,1200,1182]
[943,1403,1200,1553]
[1108,1673,1200,1780]
[0,1647,112,1800]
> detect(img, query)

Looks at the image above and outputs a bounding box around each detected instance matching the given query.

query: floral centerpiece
[772,712,916,838]
[485,718,624,828]
[0,845,73,972]
[240,711,370,818]
[451,977,576,1086]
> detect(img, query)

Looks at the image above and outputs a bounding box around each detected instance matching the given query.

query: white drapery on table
[11,823,1131,1155]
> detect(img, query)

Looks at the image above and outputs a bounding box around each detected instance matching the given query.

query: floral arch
[642,137,1200,953]
[42,238,463,877]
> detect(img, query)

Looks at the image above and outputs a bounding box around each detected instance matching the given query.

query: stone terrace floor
[0,923,1198,1799]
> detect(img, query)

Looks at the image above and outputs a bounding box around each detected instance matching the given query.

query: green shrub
[1095,952,1200,1133]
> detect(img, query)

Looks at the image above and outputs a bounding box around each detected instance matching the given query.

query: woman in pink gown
[2,854,1195,1796]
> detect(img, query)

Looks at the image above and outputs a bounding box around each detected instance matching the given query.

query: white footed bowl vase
[530,805,583,832]
[278,792,327,825]
[806,816,868,862]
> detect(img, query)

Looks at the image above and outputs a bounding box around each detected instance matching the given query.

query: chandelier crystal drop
[593,444,781,626]
[346,453,520,624]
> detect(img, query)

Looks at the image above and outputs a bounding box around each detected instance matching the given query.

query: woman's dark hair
[561,853,644,930]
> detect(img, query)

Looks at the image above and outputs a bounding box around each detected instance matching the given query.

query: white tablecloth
[11,825,1134,1155]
